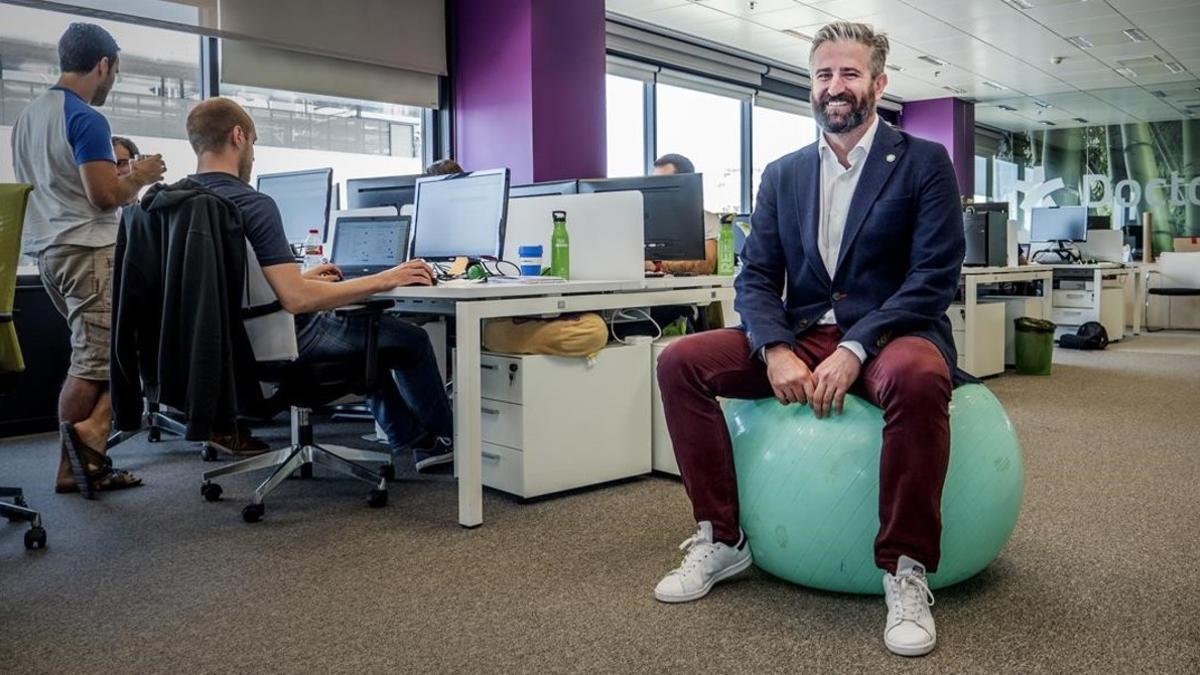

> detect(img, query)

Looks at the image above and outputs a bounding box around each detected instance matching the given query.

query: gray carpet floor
[2,333,1199,674]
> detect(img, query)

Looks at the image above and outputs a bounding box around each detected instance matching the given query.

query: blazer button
[832,292,847,301]
[798,319,808,327]
[876,336,888,348]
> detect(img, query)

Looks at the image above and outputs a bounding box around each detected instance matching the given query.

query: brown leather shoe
[206,429,271,457]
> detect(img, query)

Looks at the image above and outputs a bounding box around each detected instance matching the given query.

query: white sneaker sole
[884,636,936,657]
[414,451,454,472]
[654,554,754,603]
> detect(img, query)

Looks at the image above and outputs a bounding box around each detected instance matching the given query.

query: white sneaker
[654,522,753,603]
[882,555,937,657]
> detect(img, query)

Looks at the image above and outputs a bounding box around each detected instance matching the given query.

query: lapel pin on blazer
[886,153,896,163]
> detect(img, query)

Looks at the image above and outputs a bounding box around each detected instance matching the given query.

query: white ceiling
[606,0,1200,132]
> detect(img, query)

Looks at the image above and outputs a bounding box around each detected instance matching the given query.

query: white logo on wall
[1082,174,1200,209]
[1005,173,1200,224]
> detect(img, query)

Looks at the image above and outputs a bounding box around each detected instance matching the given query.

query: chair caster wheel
[380,464,395,481]
[24,526,47,550]
[148,428,161,443]
[242,503,265,523]
[299,463,313,479]
[367,489,388,508]
[200,444,219,462]
[201,482,223,502]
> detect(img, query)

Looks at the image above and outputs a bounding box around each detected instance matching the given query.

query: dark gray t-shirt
[188,172,296,268]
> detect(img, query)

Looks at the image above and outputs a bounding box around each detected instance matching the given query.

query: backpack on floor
[1058,321,1108,350]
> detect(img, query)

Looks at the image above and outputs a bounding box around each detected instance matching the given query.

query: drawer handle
[482,452,501,461]
[481,364,498,371]
[481,407,501,415]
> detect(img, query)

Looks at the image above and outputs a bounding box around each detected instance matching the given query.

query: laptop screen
[330,215,411,277]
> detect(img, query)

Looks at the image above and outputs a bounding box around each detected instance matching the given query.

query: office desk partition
[958,266,1055,376]
[374,275,735,527]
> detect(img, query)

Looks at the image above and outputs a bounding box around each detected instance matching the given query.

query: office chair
[1147,252,1200,331]
[111,180,391,523]
[200,289,395,523]
[1,183,47,549]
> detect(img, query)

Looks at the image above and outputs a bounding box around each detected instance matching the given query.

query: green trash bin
[1014,316,1056,375]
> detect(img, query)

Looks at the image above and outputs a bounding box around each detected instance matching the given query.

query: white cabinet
[947,302,1005,377]
[980,296,1043,366]
[1100,287,1124,341]
[473,343,652,498]
[1051,287,1124,342]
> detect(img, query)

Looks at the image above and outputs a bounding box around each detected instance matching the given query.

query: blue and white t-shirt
[11,86,118,255]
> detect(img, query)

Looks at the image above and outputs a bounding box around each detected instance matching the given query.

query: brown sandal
[59,423,144,499]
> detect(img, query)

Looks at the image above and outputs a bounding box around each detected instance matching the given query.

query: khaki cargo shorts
[37,244,114,382]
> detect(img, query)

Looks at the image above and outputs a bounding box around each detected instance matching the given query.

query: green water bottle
[717,214,735,275]
[550,210,570,279]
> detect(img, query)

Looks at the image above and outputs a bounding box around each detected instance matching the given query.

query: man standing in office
[12,23,166,497]
[654,22,964,657]
[646,154,719,276]
[184,98,455,472]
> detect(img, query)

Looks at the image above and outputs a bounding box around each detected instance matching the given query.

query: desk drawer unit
[1053,289,1094,308]
[479,400,523,449]
[474,343,652,499]
[946,302,1005,377]
[1051,306,1098,327]
[480,353,523,404]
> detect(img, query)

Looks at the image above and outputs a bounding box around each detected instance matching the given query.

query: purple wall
[901,97,975,198]
[453,0,606,185]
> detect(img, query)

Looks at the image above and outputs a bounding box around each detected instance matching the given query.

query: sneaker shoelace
[672,531,718,574]
[896,573,936,622]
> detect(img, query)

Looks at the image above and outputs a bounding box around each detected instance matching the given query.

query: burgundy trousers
[656,326,952,574]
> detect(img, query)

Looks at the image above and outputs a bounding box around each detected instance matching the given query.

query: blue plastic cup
[517,244,544,276]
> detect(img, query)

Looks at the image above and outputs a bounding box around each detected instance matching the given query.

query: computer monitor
[345,174,422,212]
[577,174,704,261]
[1031,205,1087,243]
[509,180,579,199]
[410,168,510,262]
[1086,214,1110,230]
[970,201,1009,218]
[329,215,411,278]
[256,168,333,243]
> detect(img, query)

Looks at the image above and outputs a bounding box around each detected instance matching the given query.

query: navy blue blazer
[735,121,966,381]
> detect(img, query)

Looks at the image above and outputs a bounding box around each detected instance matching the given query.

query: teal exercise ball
[726,383,1023,595]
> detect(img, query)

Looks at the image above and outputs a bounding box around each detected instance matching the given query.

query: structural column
[901,97,975,199]
[452,0,607,185]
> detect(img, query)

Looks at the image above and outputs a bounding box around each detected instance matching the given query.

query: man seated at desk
[184,98,455,472]
[645,153,719,277]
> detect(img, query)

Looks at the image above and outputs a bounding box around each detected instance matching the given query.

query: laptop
[329,215,411,278]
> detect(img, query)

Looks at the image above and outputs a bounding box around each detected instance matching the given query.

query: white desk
[374,275,735,527]
[1036,263,1143,337]
[958,266,1054,376]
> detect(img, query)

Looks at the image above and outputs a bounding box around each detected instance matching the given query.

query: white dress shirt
[814,115,881,363]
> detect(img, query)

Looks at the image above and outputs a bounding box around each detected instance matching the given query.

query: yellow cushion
[483,313,608,357]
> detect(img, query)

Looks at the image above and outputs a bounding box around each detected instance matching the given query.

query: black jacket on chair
[111,179,264,440]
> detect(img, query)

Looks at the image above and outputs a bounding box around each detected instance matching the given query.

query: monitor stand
[1032,240,1082,264]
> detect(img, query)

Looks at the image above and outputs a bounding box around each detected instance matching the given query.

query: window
[605,74,645,178]
[752,105,817,207]
[0,4,433,205]
[219,82,425,204]
[974,155,989,203]
[655,83,742,214]
[0,3,203,185]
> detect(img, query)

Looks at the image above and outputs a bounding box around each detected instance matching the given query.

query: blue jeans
[295,313,452,453]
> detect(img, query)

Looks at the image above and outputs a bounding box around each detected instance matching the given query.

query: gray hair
[809,22,890,79]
